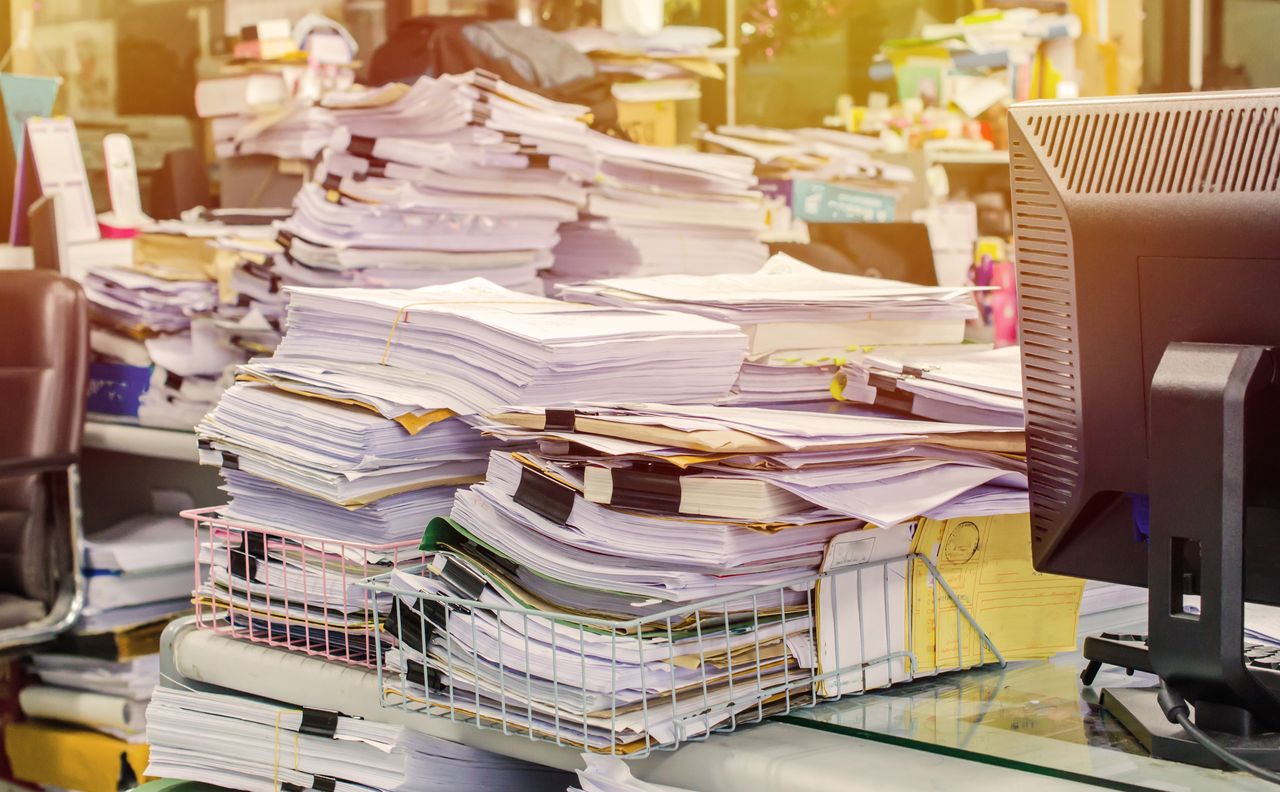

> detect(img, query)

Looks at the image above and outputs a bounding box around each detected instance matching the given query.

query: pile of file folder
[558,254,982,405]
[369,392,1025,752]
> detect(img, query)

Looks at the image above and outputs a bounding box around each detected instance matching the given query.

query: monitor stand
[1082,342,1280,770]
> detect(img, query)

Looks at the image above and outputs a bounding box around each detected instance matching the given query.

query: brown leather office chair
[0,270,88,651]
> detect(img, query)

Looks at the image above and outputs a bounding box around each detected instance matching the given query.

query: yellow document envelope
[910,513,1084,674]
[5,720,149,792]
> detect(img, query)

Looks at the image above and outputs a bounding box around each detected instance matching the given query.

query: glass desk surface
[780,606,1275,791]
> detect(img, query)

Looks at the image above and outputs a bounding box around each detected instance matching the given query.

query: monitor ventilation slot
[1028,105,1280,194]
[1010,133,1083,547]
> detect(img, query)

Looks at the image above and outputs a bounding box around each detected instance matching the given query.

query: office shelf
[83,419,199,463]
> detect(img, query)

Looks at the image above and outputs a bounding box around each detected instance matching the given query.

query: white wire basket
[186,507,427,667]
[358,548,1004,757]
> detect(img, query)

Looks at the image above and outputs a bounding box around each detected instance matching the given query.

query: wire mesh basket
[185,507,427,667]
[358,548,1004,757]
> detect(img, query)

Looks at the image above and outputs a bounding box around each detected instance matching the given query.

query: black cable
[1158,682,1280,785]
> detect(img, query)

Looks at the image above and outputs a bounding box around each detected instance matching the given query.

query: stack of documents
[548,132,770,285]
[484,403,1028,527]
[146,685,570,791]
[197,381,496,543]
[266,72,594,296]
[83,514,194,618]
[194,367,500,659]
[265,278,749,415]
[20,656,157,743]
[370,395,1025,749]
[378,533,840,752]
[558,254,982,404]
[836,345,1025,427]
[561,25,733,82]
[699,125,910,184]
[83,220,268,428]
[19,518,189,747]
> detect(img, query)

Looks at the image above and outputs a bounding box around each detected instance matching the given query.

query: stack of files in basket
[377,517,914,752]
[483,403,1029,527]
[262,278,749,415]
[271,71,595,296]
[547,131,770,285]
[557,254,983,404]
[836,345,1025,427]
[146,686,571,792]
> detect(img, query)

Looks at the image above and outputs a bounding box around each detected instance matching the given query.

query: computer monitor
[1010,89,1280,768]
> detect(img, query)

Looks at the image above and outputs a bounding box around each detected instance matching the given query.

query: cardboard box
[616,99,678,148]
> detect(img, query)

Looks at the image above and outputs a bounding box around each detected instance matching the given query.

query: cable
[1158,682,1280,785]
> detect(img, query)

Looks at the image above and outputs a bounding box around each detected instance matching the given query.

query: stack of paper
[699,125,911,184]
[20,516,190,746]
[197,381,496,543]
[372,391,1022,749]
[145,686,571,792]
[484,403,1028,527]
[547,131,769,285]
[378,531,851,752]
[836,345,1025,427]
[264,72,594,297]
[265,278,748,415]
[82,212,284,428]
[558,255,982,404]
[561,25,733,82]
[19,658,156,743]
[83,514,194,618]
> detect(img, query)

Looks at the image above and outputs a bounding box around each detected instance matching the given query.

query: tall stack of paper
[145,685,572,792]
[558,254,982,404]
[263,72,593,297]
[547,132,770,285]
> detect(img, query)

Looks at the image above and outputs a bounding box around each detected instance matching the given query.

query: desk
[783,605,1272,791]
[158,608,1267,791]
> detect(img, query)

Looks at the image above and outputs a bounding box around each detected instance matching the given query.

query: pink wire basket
[183,506,427,667]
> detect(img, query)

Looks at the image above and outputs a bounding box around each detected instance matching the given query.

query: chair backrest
[0,271,88,602]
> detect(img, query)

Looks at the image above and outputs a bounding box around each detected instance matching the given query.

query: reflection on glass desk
[780,606,1275,791]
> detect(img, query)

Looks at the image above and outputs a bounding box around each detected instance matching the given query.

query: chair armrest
[0,453,80,477]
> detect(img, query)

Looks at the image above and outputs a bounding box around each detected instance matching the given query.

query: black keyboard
[1082,632,1280,686]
